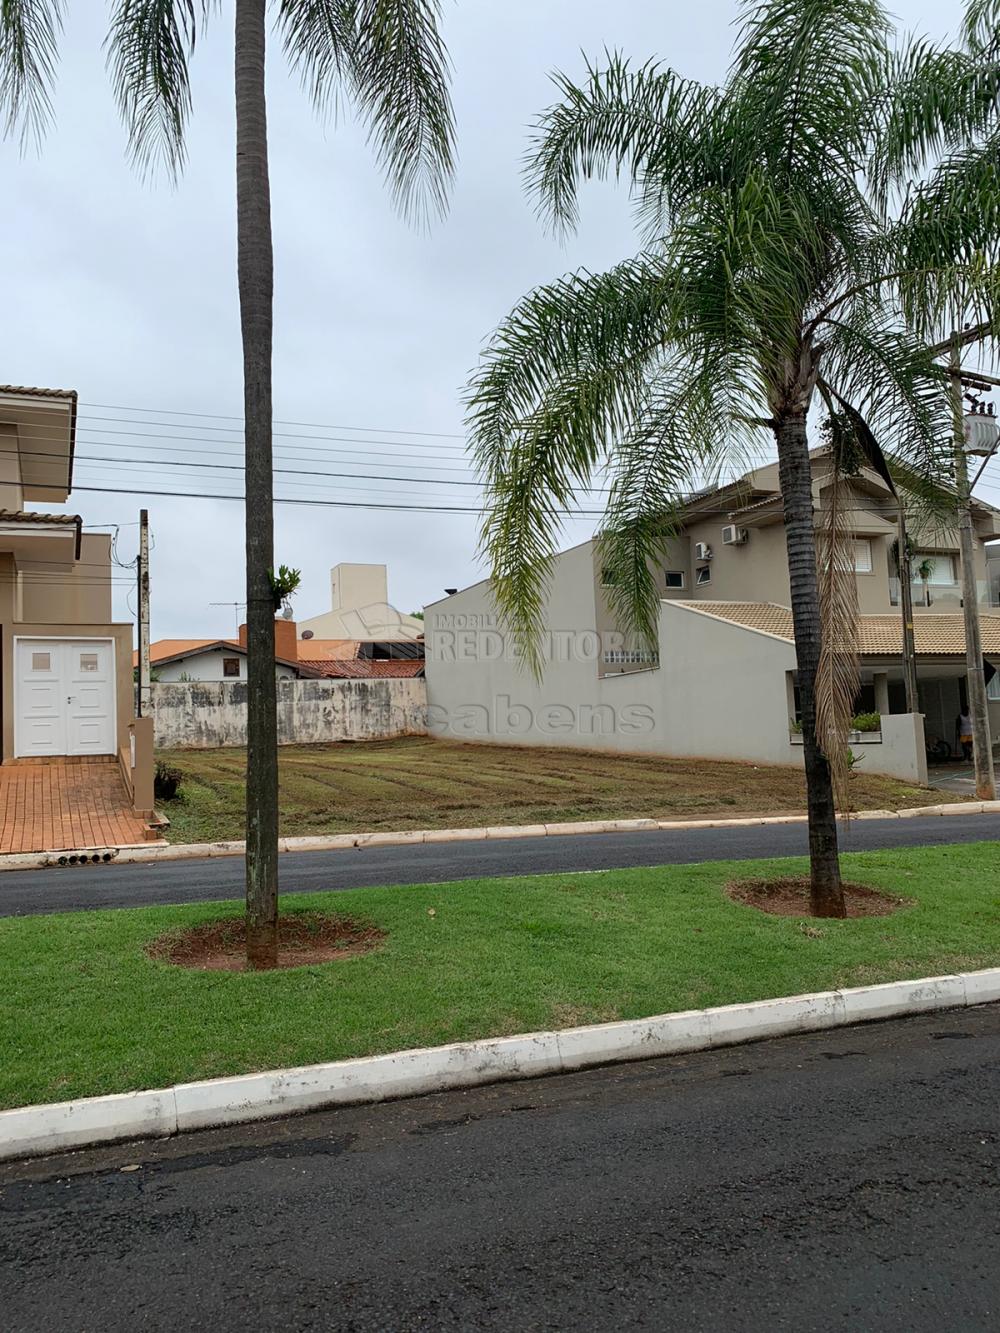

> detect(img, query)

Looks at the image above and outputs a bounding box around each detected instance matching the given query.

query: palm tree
[466,0,994,918]
[1,0,455,966]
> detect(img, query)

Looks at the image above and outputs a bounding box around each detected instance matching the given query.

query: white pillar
[874,672,890,717]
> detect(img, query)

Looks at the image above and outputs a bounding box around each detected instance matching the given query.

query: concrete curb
[1,801,997,874]
[3,967,1000,1162]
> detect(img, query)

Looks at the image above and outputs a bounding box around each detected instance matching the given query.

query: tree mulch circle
[147,912,386,972]
[726,877,909,919]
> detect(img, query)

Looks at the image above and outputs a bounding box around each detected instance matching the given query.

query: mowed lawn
[158,736,957,843]
[2,842,999,1111]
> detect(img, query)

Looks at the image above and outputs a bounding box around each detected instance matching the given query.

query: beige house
[0,385,153,815]
[298,563,424,642]
[424,452,1000,784]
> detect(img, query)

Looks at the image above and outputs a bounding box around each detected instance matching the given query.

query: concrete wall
[151,677,427,749]
[155,650,298,683]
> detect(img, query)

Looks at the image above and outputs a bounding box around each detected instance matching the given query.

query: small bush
[851,711,882,733]
[789,718,803,734]
[154,760,183,801]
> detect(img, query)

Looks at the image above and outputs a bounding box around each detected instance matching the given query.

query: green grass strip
[3,841,997,1110]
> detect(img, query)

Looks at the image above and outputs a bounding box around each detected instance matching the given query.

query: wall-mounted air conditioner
[694,542,712,561]
[721,525,748,546]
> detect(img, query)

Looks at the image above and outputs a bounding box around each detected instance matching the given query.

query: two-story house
[424,450,1000,785]
[0,385,154,838]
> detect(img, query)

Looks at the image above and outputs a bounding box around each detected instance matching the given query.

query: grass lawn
[157,736,958,844]
[3,841,998,1111]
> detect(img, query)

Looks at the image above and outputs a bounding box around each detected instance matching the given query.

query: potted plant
[268,564,302,614]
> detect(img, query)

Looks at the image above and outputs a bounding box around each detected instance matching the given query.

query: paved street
[0,812,998,917]
[3,1003,1000,1330]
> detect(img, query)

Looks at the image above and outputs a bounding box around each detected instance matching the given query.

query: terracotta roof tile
[673,601,1000,655]
[0,509,81,525]
[298,658,425,679]
[0,384,76,400]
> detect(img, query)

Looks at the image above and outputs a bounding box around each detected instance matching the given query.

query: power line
[64,483,607,515]
[80,402,467,440]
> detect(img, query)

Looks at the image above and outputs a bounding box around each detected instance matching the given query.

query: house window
[600,566,618,587]
[222,657,241,678]
[988,672,1000,702]
[914,553,956,585]
[31,652,50,672]
[664,570,685,589]
[696,565,712,586]
[79,653,99,672]
[853,539,873,573]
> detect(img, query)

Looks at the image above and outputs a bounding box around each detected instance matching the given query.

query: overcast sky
[0,1,964,637]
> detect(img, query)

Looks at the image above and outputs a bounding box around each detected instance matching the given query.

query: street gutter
[2,968,998,1162]
[0,800,994,873]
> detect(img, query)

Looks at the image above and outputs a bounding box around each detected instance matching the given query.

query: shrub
[154,760,183,802]
[851,711,882,733]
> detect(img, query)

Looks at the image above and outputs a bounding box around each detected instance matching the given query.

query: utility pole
[949,337,996,799]
[137,508,151,719]
[895,503,920,715]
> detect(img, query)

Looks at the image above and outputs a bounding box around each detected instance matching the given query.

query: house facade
[424,453,1000,784]
[0,385,152,813]
[298,563,424,641]
[143,619,425,682]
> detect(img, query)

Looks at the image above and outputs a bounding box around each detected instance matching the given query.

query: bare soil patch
[727,877,908,918]
[148,912,386,971]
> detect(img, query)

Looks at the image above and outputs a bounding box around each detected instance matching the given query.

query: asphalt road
[0,812,998,917]
[4,1004,1000,1330]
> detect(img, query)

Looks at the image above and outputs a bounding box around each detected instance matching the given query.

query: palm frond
[0,0,62,147]
[105,0,211,178]
[871,39,1000,205]
[466,259,693,670]
[888,151,1000,335]
[729,0,890,180]
[524,51,721,239]
[818,304,953,468]
[279,0,455,224]
[964,0,1000,55]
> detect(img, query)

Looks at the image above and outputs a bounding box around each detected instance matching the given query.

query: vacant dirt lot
[158,736,958,843]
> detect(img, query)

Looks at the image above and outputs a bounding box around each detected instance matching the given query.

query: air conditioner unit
[721,525,748,546]
[694,542,712,562]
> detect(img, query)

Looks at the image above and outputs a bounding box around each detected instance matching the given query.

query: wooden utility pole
[895,503,920,715]
[949,338,996,799]
[137,508,151,718]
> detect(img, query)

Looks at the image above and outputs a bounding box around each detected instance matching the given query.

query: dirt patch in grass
[148,912,386,972]
[727,877,908,919]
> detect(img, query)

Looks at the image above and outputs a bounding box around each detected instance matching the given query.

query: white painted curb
[0,801,996,874]
[3,966,1000,1162]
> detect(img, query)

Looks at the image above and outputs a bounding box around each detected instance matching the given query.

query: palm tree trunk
[235,0,279,968]
[775,409,846,918]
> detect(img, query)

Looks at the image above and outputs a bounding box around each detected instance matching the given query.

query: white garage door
[15,639,116,758]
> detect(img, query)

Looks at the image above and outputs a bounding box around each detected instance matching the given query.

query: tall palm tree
[1,0,455,966]
[466,0,994,918]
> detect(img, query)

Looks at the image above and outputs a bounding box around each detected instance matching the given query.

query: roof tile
[672,601,1000,655]
[0,385,76,400]
[298,658,425,679]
